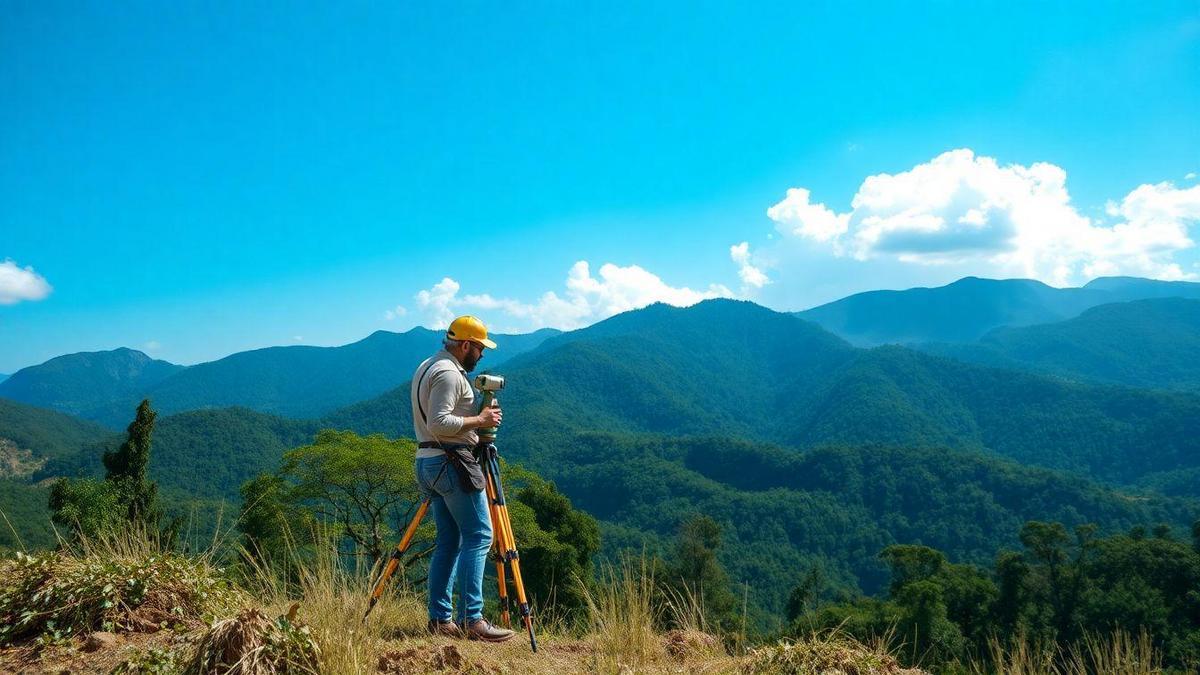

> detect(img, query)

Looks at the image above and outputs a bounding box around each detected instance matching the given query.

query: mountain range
[798,275,1200,346]
[4,275,1200,621]
[0,327,558,427]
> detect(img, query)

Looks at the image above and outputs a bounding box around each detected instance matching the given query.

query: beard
[461,351,480,372]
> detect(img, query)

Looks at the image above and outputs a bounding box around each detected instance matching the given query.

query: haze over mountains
[3,274,1200,620]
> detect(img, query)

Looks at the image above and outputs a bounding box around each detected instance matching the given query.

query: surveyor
[411,315,516,642]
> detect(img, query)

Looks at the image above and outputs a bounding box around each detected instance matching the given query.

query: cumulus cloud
[383,305,408,321]
[413,261,734,330]
[0,259,52,305]
[730,242,769,289]
[765,149,1200,285]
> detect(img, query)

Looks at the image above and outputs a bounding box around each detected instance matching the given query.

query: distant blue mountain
[919,297,1200,391]
[798,276,1200,346]
[0,349,184,423]
[0,327,558,427]
[0,374,8,384]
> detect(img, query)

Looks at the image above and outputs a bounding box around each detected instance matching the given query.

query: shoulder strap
[416,359,437,424]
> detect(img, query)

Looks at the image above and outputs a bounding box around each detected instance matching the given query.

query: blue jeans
[415,455,493,624]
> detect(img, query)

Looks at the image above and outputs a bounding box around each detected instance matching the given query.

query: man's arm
[427,370,502,435]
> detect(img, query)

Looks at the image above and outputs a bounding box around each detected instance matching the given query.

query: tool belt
[419,441,485,492]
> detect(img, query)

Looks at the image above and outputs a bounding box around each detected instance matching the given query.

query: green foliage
[508,469,601,613]
[0,397,110,461]
[48,400,167,540]
[0,548,242,646]
[240,430,420,565]
[661,515,740,633]
[796,522,1200,671]
[47,477,121,540]
[103,399,161,526]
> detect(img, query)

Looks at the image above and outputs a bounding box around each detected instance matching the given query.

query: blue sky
[2,1,1199,372]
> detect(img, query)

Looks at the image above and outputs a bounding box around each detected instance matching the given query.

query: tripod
[363,441,538,652]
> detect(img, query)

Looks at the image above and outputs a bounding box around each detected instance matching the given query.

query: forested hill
[17,399,1195,622]
[0,327,558,428]
[529,433,1197,620]
[0,397,112,463]
[797,275,1200,346]
[918,297,1200,391]
[0,349,183,424]
[324,298,1200,491]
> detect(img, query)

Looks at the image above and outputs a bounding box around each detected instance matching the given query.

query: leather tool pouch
[443,444,485,492]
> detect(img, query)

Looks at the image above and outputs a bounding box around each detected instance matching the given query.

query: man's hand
[479,403,502,428]
[465,403,502,430]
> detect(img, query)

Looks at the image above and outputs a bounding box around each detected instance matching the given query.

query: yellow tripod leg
[364,498,430,621]
[485,472,512,627]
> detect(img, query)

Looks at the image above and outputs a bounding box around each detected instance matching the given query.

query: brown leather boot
[461,618,516,643]
[427,619,465,638]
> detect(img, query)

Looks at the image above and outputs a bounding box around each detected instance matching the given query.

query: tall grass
[239,536,426,675]
[580,555,667,672]
[969,629,1163,675]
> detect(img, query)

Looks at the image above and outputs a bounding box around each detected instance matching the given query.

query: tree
[509,472,601,613]
[102,399,160,525]
[240,430,423,566]
[880,545,946,596]
[786,566,824,623]
[664,515,740,632]
[49,399,163,539]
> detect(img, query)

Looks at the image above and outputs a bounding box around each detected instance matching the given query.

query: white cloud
[413,261,734,331]
[292,336,304,342]
[0,260,52,305]
[730,242,769,289]
[383,305,408,321]
[143,340,162,352]
[765,149,1200,285]
[766,188,849,244]
[1186,172,1197,180]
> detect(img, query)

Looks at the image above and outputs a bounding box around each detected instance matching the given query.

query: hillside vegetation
[921,297,1200,391]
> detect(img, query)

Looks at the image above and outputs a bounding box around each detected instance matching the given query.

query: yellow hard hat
[447,315,497,349]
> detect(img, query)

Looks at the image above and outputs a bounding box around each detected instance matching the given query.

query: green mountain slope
[0,349,183,423]
[919,298,1200,391]
[0,398,112,462]
[325,299,857,440]
[798,276,1200,346]
[2,328,558,428]
[40,407,318,501]
[514,432,1198,622]
[328,299,1200,491]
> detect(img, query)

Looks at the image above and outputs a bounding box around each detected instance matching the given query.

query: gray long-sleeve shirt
[411,349,479,458]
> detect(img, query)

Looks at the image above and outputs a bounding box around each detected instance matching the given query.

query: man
[411,315,516,642]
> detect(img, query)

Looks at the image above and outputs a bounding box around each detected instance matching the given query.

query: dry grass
[743,627,924,675]
[240,541,426,675]
[969,629,1164,675]
[580,556,668,672]
[185,606,321,674]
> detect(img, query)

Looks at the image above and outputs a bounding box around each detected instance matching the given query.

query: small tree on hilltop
[50,399,165,540]
[103,399,161,526]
